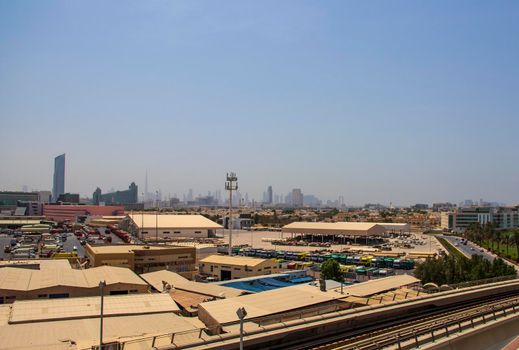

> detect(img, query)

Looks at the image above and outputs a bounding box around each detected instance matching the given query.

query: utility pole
[226,172,238,256]
[155,190,159,243]
[99,280,106,350]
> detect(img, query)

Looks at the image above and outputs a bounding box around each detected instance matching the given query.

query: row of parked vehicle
[239,247,416,270]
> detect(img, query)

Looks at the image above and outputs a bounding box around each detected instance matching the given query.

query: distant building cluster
[441,206,519,232]
[93,182,138,205]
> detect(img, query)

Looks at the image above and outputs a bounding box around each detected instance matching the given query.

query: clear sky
[1,1,518,206]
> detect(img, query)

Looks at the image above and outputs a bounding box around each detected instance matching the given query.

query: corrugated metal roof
[282,222,387,235]
[9,293,179,323]
[0,265,147,292]
[129,214,222,229]
[199,254,269,267]
[337,275,420,297]
[86,244,191,254]
[0,312,197,349]
[141,270,244,298]
[198,284,344,325]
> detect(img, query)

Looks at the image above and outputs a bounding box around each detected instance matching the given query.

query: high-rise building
[52,154,65,202]
[291,188,304,207]
[93,182,139,205]
[267,186,273,204]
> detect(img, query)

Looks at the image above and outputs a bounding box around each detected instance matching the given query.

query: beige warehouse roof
[200,254,269,267]
[141,270,245,298]
[129,213,222,230]
[86,243,191,254]
[282,222,386,236]
[338,275,420,297]
[0,265,147,292]
[198,284,345,325]
[0,219,42,225]
[0,312,197,349]
[9,293,179,323]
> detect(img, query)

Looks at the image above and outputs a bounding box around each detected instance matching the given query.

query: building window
[38,294,48,298]
[234,268,241,271]
[174,231,181,234]
[195,231,201,234]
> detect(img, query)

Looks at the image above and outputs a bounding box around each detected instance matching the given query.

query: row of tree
[463,223,519,260]
[414,254,516,285]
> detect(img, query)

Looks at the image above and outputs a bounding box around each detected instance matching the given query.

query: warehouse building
[141,270,246,316]
[198,275,419,332]
[42,203,125,222]
[85,244,197,278]
[199,255,281,281]
[0,264,149,303]
[282,222,387,240]
[0,293,197,349]
[121,213,223,240]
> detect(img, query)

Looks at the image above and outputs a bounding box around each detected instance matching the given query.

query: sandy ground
[222,230,445,255]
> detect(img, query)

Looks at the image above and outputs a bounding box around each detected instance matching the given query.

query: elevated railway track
[307,294,519,350]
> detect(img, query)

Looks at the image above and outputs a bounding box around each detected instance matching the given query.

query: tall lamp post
[236,307,247,350]
[155,190,159,243]
[226,172,238,256]
[99,280,106,350]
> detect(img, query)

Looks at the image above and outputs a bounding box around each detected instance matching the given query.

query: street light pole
[236,307,247,350]
[99,280,106,350]
[155,190,159,243]
[225,172,238,256]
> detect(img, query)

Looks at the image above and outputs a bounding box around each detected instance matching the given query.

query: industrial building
[0,263,149,303]
[197,275,419,332]
[141,270,246,315]
[282,222,387,238]
[121,213,222,240]
[85,244,197,277]
[0,293,196,349]
[199,255,281,281]
[0,191,43,214]
[42,203,125,222]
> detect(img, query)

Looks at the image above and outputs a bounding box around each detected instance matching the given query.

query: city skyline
[1,1,518,205]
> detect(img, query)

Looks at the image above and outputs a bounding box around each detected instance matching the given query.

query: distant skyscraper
[267,186,273,204]
[52,154,65,202]
[291,188,304,207]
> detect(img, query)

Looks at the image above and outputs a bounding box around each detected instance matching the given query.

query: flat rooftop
[9,293,179,323]
[0,311,198,350]
[86,243,192,254]
[199,254,270,267]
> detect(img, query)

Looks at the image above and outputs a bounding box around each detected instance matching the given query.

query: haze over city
[1,1,518,205]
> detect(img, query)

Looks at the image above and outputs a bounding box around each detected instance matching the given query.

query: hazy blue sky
[1,1,518,205]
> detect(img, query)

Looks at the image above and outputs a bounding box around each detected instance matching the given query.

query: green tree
[320,259,344,282]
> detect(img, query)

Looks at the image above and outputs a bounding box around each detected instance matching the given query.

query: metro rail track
[274,290,519,350]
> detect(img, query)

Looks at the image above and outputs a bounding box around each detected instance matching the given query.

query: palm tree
[495,229,502,254]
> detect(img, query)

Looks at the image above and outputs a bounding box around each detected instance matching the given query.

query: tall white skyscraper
[52,154,65,202]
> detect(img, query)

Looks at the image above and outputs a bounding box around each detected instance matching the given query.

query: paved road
[61,233,85,257]
[441,235,495,261]
[0,235,14,259]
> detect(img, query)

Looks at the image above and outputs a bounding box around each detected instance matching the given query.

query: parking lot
[223,229,444,256]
